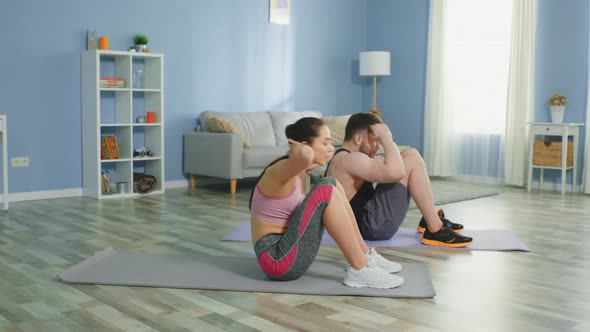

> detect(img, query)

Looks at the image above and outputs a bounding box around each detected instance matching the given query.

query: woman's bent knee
[316,176,337,187]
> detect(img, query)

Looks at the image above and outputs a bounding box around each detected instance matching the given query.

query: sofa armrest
[183,132,244,179]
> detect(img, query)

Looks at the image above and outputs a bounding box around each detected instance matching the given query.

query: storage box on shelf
[82,49,164,199]
[532,140,573,167]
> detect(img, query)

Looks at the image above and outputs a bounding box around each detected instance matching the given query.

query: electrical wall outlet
[11,157,29,168]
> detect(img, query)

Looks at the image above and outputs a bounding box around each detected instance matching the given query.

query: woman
[250,117,404,289]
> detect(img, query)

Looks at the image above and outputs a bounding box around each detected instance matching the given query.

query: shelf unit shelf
[82,49,165,199]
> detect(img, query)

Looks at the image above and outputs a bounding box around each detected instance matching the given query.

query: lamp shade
[359,51,391,76]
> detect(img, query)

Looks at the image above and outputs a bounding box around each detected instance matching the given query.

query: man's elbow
[384,166,406,183]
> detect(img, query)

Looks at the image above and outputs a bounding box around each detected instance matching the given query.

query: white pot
[550,105,565,124]
[135,44,147,52]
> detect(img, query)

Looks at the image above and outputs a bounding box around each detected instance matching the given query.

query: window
[444,0,514,134]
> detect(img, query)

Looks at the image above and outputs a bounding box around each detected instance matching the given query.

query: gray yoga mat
[59,248,435,298]
[223,223,530,251]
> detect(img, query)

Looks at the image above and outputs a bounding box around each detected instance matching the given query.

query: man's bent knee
[402,147,421,159]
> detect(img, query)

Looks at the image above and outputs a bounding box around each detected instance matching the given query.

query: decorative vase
[135,44,147,52]
[550,105,565,124]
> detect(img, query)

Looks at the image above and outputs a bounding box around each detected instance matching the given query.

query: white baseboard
[2,188,83,203]
[0,180,191,203]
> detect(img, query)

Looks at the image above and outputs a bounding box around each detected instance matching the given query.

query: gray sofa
[183,110,322,193]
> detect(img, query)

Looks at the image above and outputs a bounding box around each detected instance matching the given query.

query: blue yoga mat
[223,222,530,252]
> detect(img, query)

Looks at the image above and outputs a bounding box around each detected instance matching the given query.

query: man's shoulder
[333,149,366,159]
[329,151,371,178]
[330,150,357,166]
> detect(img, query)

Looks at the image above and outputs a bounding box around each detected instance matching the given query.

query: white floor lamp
[360,51,391,118]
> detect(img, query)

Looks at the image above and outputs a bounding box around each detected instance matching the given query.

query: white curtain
[504,0,537,187]
[424,0,515,181]
[584,3,590,194]
[584,104,590,193]
[423,0,457,177]
[584,108,590,193]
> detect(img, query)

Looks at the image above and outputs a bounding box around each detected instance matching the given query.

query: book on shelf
[101,135,120,159]
[107,136,115,159]
[101,136,110,159]
[113,136,120,159]
[99,77,125,88]
[106,136,113,159]
[108,136,120,159]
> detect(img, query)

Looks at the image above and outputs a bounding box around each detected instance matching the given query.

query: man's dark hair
[344,113,382,141]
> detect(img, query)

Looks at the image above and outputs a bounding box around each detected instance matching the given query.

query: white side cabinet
[82,50,165,199]
[526,122,583,195]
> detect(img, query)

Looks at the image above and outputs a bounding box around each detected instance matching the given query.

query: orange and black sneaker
[417,209,464,233]
[421,227,473,247]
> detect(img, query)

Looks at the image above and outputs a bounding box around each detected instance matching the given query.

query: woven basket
[532,140,573,167]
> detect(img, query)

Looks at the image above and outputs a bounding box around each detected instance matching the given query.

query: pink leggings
[253,177,336,281]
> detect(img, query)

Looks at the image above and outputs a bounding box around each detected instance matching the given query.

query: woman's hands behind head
[288,139,314,165]
[263,139,314,183]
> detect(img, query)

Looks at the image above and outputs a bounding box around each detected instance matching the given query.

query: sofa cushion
[206,117,252,148]
[200,111,276,147]
[322,114,351,146]
[243,146,289,169]
[269,110,323,146]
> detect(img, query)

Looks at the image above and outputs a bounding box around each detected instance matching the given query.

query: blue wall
[366,0,430,150]
[534,0,589,185]
[366,0,589,186]
[0,0,367,194]
[1,0,588,195]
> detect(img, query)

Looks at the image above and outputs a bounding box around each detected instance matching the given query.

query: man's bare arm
[343,124,405,183]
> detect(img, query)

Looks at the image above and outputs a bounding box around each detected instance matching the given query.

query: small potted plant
[548,93,567,123]
[133,34,149,52]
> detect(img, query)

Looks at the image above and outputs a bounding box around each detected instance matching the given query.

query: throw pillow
[207,117,252,149]
[322,115,351,146]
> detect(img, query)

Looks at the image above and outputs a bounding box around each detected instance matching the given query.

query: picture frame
[269,0,290,25]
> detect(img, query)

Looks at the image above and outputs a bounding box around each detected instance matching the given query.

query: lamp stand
[369,75,382,118]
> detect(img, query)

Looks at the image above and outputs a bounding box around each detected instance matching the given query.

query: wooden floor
[0,179,589,332]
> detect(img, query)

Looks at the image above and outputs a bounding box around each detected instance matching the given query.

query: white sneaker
[345,248,403,273]
[343,260,404,289]
[366,248,402,273]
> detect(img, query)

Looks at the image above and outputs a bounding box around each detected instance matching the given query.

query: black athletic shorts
[358,182,411,241]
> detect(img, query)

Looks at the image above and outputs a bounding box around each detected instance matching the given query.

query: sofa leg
[190,175,196,190]
[230,179,237,194]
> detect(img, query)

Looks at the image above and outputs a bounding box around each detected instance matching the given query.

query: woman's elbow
[299,147,314,164]
[293,146,314,166]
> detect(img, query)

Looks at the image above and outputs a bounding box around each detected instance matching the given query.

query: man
[325,113,473,247]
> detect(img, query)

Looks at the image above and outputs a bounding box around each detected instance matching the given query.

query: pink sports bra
[251,181,305,226]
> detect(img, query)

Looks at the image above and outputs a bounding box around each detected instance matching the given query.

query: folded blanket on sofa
[134,172,158,194]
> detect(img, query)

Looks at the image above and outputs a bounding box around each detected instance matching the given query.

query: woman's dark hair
[285,117,325,144]
[344,112,382,141]
[249,117,325,209]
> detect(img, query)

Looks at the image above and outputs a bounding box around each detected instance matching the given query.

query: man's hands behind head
[369,123,393,143]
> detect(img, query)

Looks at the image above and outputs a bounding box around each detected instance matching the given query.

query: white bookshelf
[82,49,165,199]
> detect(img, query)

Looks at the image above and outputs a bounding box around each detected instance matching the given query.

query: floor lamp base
[368,109,382,119]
